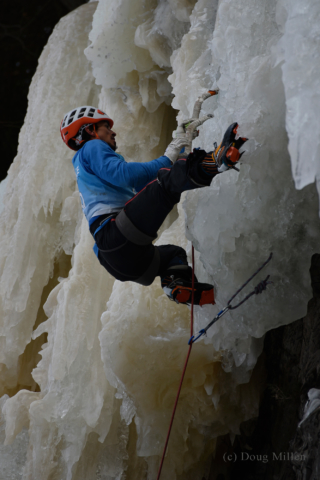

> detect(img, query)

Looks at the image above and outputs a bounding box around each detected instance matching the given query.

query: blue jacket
[72,139,172,226]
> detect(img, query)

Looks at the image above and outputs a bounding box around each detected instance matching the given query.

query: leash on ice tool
[189,252,273,345]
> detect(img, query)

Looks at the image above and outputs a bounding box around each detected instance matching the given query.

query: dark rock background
[0,0,88,182]
[207,254,320,480]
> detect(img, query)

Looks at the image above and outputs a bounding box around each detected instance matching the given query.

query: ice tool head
[60,106,114,151]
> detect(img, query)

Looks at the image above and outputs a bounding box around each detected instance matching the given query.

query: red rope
[156,245,195,480]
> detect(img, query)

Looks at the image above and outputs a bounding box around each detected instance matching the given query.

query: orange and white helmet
[60,106,114,151]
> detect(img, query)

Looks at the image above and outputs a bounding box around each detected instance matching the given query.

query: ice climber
[60,94,247,307]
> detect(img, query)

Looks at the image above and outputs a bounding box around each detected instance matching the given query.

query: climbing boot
[161,265,215,306]
[186,148,215,186]
[214,122,247,172]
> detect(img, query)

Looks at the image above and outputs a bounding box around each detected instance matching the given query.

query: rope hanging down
[189,252,273,344]
[156,247,196,480]
[156,250,273,479]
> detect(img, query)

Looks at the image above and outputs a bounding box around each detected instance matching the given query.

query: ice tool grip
[183,115,214,155]
[191,89,219,119]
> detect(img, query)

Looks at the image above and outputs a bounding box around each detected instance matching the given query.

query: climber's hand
[164,137,190,164]
[174,117,200,140]
[178,115,213,155]
[214,122,248,172]
[172,114,213,156]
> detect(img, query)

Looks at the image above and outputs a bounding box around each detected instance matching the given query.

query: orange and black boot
[213,122,247,172]
[161,265,215,307]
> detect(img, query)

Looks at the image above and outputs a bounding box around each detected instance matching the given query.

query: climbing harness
[189,252,273,344]
[115,208,157,245]
[91,211,160,286]
[114,209,161,285]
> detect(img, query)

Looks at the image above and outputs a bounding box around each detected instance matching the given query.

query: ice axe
[174,89,219,155]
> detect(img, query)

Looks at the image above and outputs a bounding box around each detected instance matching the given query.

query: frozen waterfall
[0,0,320,479]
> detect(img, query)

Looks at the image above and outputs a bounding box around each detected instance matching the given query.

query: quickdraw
[189,252,273,344]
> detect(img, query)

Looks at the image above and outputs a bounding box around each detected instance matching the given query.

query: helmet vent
[88,107,95,118]
[78,107,87,119]
[68,110,77,125]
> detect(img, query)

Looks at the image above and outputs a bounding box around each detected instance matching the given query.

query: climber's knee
[157,245,188,277]
[132,247,160,286]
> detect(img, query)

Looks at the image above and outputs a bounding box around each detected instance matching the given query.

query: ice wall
[177,0,320,351]
[0,179,8,215]
[0,3,111,479]
[276,0,320,198]
[0,1,100,396]
[0,0,319,479]
[87,0,320,475]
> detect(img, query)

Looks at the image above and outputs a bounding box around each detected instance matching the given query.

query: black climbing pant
[92,151,215,284]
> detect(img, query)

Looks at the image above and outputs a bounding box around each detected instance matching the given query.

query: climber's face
[96,121,117,151]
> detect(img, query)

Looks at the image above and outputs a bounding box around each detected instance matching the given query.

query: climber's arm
[83,140,172,190]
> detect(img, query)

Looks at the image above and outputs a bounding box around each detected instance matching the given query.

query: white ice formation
[0,0,319,479]
[298,388,320,428]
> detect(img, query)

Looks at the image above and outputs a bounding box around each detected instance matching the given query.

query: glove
[214,122,247,172]
[184,115,214,154]
[174,118,200,140]
[173,114,214,157]
[164,137,190,164]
